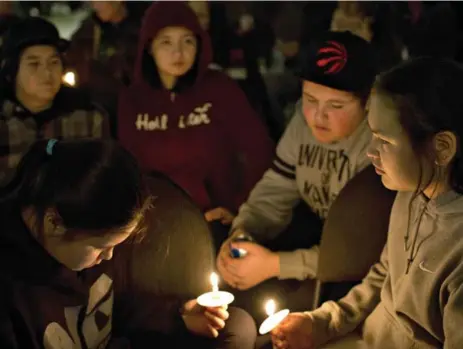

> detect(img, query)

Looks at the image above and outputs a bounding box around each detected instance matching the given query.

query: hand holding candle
[197,272,234,308]
[259,299,290,335]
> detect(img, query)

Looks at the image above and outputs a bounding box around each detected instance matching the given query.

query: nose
[101,247,114,261]
[38,64,53,80]
[314,105,328,123]
[366,136,380,159]
[172,42,184,56]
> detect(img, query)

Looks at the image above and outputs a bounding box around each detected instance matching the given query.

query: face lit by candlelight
[265,299,276,316]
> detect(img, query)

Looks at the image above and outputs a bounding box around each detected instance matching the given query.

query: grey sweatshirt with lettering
[232,100,372,280]
[306,190,463,349]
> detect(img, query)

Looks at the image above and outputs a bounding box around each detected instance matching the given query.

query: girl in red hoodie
[118,2,273,219]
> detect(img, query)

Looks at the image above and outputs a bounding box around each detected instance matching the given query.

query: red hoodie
[118,2,273,212]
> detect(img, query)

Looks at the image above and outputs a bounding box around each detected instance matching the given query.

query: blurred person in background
[0,0,21,47]
[330,1,405,71]
[0,17,109,187]
[66,0,142,137]
[188,1,279,141]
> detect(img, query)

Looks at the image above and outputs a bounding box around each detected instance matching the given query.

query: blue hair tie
[46,139,58,155]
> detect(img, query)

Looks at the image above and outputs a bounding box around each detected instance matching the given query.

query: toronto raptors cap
[298,31,378,93]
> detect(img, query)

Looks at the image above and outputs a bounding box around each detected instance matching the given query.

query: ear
[44,208,66,236]
[433,131,457,166]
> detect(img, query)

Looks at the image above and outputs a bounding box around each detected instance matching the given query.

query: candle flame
[210,272,219,291]
[265,299,276,316]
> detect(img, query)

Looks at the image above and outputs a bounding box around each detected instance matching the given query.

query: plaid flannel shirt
[0,90,110,186]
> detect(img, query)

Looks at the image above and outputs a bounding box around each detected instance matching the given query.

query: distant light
[29,8,40,17]
[62,71,76,86]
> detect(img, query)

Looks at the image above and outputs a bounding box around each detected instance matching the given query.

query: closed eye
[305,97,317,104]
[28,61,40,68]
[374,134,390,146]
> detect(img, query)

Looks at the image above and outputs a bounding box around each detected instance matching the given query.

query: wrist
[229,227,250,239]
[267,252,280,278]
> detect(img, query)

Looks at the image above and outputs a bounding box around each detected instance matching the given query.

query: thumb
[276,316,293,331]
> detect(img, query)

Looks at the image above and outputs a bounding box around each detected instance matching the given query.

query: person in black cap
[215,31,377,319]
[0,17,110,187]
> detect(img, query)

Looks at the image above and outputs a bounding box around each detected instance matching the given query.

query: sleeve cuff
[304,301,338,347]
[278,246,319,280]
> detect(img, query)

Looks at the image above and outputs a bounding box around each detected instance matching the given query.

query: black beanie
[0,18,69,82]
[298,31,378,93]
[2,17,69,57]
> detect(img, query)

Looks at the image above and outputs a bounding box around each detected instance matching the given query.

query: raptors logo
[316,41,348,74]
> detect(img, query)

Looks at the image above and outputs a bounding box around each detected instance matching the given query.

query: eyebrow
[24,55,40,60]
[303,92,353,104]
[24,54,60,60]
[367,121,388,136]
[96,242,115,249]
[158,34,195,40]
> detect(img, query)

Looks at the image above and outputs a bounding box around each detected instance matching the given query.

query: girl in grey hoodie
[271,57,463,349]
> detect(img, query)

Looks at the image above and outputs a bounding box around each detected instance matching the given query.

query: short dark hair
[374,57,463,194]
[1,139,152,240]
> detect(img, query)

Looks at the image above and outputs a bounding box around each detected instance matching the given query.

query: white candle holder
[197,290,235,308]
[259,308,290,335]
[259,299,290,349]
[197,272,234,307]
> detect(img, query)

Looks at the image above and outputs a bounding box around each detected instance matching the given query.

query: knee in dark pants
[218,307,257,349]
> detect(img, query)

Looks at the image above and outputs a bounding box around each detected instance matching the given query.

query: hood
[415,190,463,217]
[133,1,212,89]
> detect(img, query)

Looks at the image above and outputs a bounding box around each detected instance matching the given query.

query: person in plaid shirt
[0,17,110,186]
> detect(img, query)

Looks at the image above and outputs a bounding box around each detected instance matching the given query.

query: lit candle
[210,272,219,293]
[197,272,234,308]
[259,299,290,336]
[266,299,276,316]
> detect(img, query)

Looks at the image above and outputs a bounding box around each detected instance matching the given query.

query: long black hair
[1,139,152,240]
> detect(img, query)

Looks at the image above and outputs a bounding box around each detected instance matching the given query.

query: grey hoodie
[307,190,463,348]
[232,100,372,280]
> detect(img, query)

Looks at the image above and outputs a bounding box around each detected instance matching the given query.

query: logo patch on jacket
[43,274,113,349]
[136,103,212,131]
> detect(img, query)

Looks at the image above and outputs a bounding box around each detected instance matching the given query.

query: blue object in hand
[230,233,254,258]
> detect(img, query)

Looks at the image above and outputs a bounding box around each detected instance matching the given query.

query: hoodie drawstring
[405,199,438,274]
